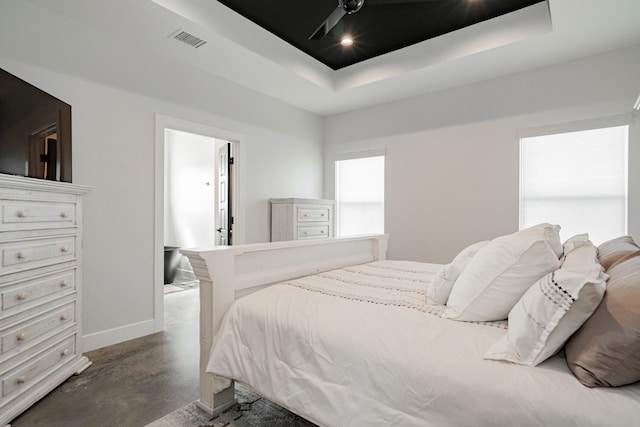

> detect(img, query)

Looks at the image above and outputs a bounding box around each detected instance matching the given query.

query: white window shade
[335,155,384,237]
[520,126,628,245]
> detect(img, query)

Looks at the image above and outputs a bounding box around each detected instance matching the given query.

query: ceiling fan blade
[309,6,347,40]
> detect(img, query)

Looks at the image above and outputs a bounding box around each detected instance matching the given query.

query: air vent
[168,29,207,48]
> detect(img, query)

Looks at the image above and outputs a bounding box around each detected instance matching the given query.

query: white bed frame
[180,234,389,415]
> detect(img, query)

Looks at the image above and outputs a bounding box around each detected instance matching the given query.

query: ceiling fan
[309,0,442,41]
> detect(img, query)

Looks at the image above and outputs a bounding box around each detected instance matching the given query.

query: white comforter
[207,260,640,427]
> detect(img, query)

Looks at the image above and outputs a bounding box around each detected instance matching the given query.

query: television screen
[0,68,72,182]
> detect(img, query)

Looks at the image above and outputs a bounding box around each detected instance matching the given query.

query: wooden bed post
[180,234,389,415]
[180,248,238,415]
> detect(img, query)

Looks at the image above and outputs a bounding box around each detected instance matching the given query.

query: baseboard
[82,319,156,352]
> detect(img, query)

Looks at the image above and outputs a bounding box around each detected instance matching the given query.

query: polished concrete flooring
[10,288,200,427]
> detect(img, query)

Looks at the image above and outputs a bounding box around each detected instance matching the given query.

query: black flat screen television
[0,67,72,182]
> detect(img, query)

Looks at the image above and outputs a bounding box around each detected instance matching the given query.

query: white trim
[331,148,386,162]
[518,113,635,139]
[82,319,156,352]
[154,114,245,334]
[518,138,525,230]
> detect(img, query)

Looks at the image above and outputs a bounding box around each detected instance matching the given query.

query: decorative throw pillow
[484,243,606,366]
[427,240,489,305]
[443,223,562,322]
[597,235,639,271]
[563,233,591,257]
[565,250,640,387]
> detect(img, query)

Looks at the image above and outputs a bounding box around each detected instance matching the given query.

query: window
[520,125,628,244]
[335,155,384,237]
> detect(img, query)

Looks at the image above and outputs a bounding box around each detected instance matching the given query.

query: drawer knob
[16,375,27,385]
[60,211,68,218]
[60,314,68,321]
[320,230,325,234]
[16,333,26,341]
[61,348,70,357]
[60,246,68,253]
[16,211,26,218]
[321,213,325,217]
[60,280,68,287]
[16,293,27,301]
[16,252,26,260]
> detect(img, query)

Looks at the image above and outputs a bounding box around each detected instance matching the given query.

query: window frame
[333,148,386,237]
[518,114,632,240]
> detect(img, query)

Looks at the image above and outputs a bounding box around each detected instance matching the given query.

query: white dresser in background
[0,174,91,426]
[270,198,335,242]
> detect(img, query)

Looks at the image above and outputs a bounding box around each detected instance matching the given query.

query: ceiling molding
[22,0,640,116]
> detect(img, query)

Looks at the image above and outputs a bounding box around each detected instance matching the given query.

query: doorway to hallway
[154,115,243,332]
[163,129,234,251]
[163,130,234,293]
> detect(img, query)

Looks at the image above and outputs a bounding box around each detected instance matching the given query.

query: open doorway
[154,115,243,332]
[163,129,235,290]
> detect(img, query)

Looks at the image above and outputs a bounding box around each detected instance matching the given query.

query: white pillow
[518,223,563,258]
[484,243,606,366]
[443,224,562,321]
[427,241,489,305]
[563,233,591,257]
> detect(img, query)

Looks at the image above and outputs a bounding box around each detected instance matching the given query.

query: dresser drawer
[2,336,75,398]
[1,303,75,356]
[297,207,331,222]
[0,237,75,275]
[270,199,335,242]
[1,201,75,230]
[297,225,330,239]
[1,270,75,313]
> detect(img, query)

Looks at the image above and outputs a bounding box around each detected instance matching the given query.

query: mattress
[207,260,640,427]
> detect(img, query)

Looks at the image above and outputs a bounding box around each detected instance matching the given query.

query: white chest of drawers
[0,174,91,426]
[270,198,335,242]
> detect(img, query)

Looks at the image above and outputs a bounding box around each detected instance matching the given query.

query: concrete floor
[10,288,200,427]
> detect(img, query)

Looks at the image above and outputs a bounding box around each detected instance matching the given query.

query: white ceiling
[26,0,640,116]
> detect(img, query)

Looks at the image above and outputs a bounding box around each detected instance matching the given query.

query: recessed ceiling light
[341,37,354,47]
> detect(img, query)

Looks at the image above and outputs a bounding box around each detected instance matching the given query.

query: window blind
[520,125,628,244]
[335,155,385,237]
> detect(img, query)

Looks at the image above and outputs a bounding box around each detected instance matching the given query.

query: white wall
[325,45,640,264]
[0,1,324,350]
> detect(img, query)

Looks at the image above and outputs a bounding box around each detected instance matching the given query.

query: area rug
[146,384,317,427]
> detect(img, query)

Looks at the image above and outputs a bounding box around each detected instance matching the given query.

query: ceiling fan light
[341,37,354,46]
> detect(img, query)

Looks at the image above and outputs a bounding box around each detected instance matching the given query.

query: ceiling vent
[168,29,207,48]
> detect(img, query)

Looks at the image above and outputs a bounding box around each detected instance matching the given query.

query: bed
[180,231,640,427]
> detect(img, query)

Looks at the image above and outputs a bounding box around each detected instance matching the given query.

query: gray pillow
[597,235,639,271]
[565,250,640,387]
